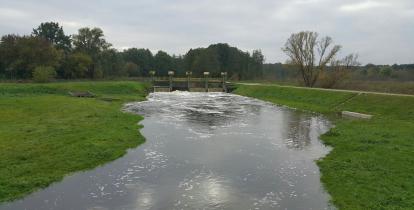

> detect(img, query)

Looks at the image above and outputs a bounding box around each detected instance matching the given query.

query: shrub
[318,70,347,88]
[125,62,140,77]
[32,66,56,83]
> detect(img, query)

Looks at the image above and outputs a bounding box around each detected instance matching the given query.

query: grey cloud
[0,0,413,64]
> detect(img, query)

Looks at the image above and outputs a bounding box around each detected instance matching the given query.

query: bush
[32,66,56,83]
[125,62,140,77]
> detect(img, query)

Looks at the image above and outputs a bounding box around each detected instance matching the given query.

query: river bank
[0,81,149,202]
[234,84,414,209]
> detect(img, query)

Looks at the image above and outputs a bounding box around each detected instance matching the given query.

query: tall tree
[72,27,111,59]
[184,48,204,73]
[249,50,265,79]
[192,49,220,76]
[154,51,174,76]
[98,49,126,77]
[0,34,20,78]
[282,31,341,87]
[72,27,111,78]
[122,48,154,76]
[32,22,71,51]
[183,43,255,79]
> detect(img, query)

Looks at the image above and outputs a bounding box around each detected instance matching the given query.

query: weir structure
[151,71,231,92]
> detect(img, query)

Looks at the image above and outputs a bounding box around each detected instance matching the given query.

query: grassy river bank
[1,81,413,209]
[235,84,414,209]
[0,81,149,202]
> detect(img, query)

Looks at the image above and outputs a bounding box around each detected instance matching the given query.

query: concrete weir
[151,71,230,92]
[342,111,373,119]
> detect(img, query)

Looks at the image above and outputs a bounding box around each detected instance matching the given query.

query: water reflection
[0,92,334,210]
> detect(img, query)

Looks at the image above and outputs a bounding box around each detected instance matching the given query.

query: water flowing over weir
[1,92,335,210]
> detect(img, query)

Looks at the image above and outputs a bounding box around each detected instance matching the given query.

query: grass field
[234,84,414,210]
[337,80,414,95]
[240,80,414,95]
[0,81,149,202]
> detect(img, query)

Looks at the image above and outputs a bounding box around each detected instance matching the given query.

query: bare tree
[319,53,360,88]
[282,31,341,87]
[341,53,360,69]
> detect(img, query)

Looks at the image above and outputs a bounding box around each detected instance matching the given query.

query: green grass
[239,80,414,95]
[234,84,414,210]
[0,81,149,202]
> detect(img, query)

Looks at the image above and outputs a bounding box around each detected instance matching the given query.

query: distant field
[235,84,414,210]
[0,81,149,202]
[240,80,414,95]
[337,80,414,95]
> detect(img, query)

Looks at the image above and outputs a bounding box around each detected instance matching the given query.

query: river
[0,92,334,210]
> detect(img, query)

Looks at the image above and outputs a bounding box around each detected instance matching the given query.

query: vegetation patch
[234,84,414,210]
[0,81,149,202]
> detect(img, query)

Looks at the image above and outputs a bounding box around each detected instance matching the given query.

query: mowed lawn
[0,81,149,202]
[235,84,414,210]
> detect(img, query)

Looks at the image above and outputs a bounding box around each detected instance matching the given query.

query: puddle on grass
[0,92,335,210]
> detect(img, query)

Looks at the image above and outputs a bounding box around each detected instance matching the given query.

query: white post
[203,72,210,92]
[168,71,174,92]
[186,71,192,91]
[221,72,227,92]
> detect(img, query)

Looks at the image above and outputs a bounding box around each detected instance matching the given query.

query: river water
[0,92,334,210]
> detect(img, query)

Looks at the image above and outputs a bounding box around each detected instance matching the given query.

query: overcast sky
[0,0,413,64]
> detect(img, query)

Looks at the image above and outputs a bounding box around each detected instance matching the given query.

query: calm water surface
[1,92,334,210]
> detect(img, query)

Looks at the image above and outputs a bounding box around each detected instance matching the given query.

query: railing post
[203,72,210,92]
[221,72,227,92]
[168,71,174,92]
[186,71,192,91]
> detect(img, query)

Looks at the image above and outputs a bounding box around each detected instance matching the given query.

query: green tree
[380,66,392,77]
[0,34,20,78]
[248,50,265,79]
[98,49,126,77]
[124,62,140,77]
[192,49,220,76]
[72,27,111,78]
[172,55,185,76]
[0,35,62,79]
[62,52,93,79]
[32,66,56,83]
[32,22,71,52]
[122,48,153,76]
[183,43,254,79]
[184,48,204,73]
[72,27,111,58]
[154,51,174,76]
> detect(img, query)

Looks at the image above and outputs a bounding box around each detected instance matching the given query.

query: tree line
[1,23,412,86]
[0,22,264,82]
